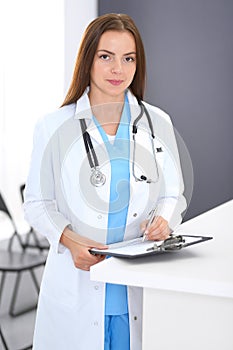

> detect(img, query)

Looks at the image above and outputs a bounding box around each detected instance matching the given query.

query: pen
[142,208,157,242]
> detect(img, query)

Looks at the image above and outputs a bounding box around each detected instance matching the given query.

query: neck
[88,89,125,106]
[88,91,125,136]
[92,103,124,135]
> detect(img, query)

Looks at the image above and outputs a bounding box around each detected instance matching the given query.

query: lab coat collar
[74,87,92,120]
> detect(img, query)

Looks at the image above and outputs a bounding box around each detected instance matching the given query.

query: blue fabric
[93,96,130,315]
[104,314,130,350]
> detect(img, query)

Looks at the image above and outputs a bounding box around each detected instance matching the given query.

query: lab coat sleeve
[23,117,71,254]
[156,112,187,230]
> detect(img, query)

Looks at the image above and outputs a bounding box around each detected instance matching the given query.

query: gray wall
[99,0,233,220]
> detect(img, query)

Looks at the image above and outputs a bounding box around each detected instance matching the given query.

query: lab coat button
[94,285,99,290]
[134,316,137,321]
[133,213,137,217]
[94,321,98,326]
[97,215,102,219]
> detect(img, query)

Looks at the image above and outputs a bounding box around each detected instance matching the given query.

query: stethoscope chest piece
[90,168,106,187]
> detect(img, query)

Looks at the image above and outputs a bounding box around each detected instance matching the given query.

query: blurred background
[0,0,232,348]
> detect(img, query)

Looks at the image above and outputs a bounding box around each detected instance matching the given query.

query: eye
[124,56,136,63]
[99,54,110,60]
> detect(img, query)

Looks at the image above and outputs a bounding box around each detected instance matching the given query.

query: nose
[111,58,122,74]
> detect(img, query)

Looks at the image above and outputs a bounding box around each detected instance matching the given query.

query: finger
[96,255,106,263]
[142,217,161,240]
[141,216,161,234]
[140,220,148,233]
[82,264,90,271]
[147,220,170,240]
[82,254,106,271]
[149,226,171,241]
[146,217,164,235]
[145,216,163,233]
[87,250,107,264]
[95,254,106,260]
[153,221,167,236]
[78,248,99,264]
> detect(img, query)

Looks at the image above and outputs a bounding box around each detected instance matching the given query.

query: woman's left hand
[140,216,171,241]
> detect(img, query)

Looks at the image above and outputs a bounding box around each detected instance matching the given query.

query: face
[89,30,137,103]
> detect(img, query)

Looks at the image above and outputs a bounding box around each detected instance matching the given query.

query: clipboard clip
[147,235,186,252]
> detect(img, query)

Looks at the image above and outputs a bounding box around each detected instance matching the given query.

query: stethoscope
[80,101,161,187]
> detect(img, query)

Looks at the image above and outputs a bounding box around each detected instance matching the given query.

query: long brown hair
[61,13,146,107]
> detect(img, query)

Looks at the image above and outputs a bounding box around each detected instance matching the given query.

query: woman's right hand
[60,226,108,271]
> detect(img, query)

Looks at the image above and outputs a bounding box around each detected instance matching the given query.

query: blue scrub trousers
[104,314,130,350]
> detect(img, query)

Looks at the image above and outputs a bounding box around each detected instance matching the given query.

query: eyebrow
[97,49,136,56]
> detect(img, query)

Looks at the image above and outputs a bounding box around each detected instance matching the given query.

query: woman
[24,13,186,350]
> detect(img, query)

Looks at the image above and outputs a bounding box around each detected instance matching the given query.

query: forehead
[97,30,136,52]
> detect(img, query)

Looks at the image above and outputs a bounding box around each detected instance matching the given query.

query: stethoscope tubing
[80,101,160,186]
[80,118,99,169]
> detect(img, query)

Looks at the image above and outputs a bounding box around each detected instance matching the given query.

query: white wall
[64,0,97,93]
[0,0,97,238]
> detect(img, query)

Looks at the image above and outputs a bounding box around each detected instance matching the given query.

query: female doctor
[24,13,186,350]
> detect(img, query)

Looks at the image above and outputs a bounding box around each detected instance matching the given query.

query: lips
[107,79,124,86]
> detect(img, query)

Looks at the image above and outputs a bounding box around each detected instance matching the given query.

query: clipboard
[90,234,213,259]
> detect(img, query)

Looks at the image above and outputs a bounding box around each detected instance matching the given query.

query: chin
[106,86,127,97]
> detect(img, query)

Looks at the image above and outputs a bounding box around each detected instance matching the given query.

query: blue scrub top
[93,96,130,315]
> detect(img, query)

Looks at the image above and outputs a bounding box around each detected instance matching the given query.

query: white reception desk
[90,200,233,349]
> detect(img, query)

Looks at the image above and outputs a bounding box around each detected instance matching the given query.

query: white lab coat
[24,89,186,350]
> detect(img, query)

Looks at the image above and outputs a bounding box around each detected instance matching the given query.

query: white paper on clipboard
[90,235,213,259]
